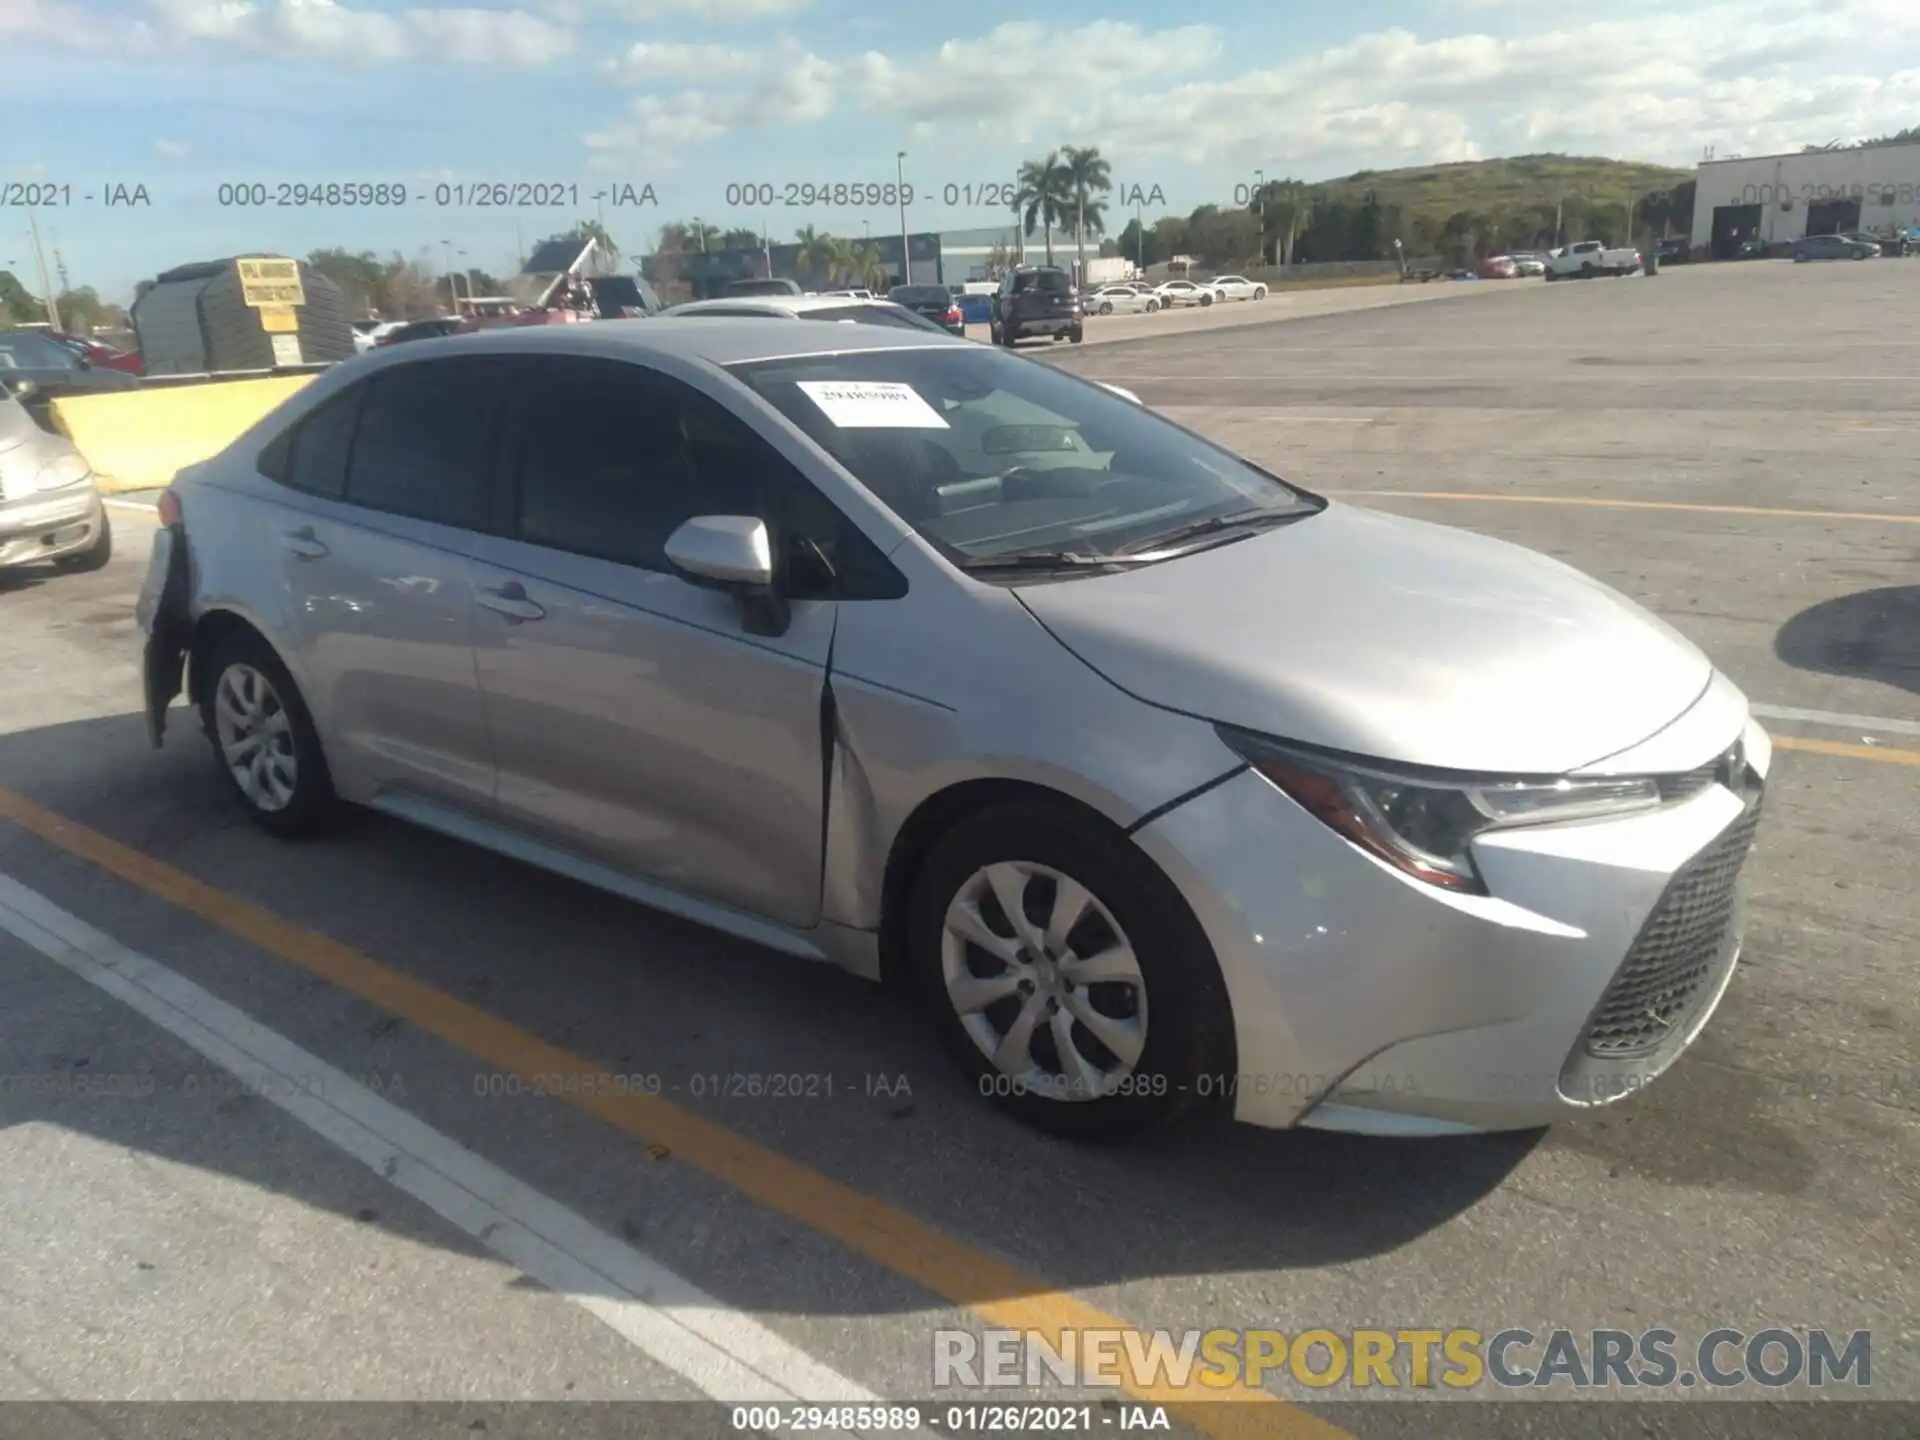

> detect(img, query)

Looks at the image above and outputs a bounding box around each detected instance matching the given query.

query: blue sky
[4,0,1919,300]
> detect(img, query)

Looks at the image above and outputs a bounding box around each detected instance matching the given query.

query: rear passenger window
[263,387,359,499]
[345,360,498,530]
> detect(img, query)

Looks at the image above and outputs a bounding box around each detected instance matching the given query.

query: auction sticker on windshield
[796,380,948,429]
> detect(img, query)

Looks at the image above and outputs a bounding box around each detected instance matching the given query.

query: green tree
[0,270,46,325]
[794,225,838,285]
[1060,144,1111,279]
[1015,152,1072,264]
[575,218,622,266]
[721,227,761,252]
[307,247,390,317]
[1252,178,1311,265]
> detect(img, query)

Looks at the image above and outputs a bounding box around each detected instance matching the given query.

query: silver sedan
[139,319,1769,1141]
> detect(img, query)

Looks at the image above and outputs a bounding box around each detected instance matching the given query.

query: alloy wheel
[213,662,298,812]
[940,860,1147,1101]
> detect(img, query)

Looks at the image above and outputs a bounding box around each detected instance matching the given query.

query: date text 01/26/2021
[209,181,659,209]
[728,1405,1172,1433]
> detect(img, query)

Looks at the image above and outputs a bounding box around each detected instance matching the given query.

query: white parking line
[1750,703,1920,738]
[0,872,917,1436]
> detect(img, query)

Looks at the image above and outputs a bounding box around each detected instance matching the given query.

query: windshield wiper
[1116,507,1311,556]
[957,550,1160,574]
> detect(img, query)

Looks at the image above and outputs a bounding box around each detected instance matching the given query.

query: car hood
[1014,502,1714,775]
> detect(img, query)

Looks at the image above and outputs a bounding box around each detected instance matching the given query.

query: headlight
[32,452,93,494]
[1217,726,1662,893]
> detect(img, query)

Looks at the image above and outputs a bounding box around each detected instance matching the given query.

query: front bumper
[0,482,105,568]
[1131,715,1771,1134]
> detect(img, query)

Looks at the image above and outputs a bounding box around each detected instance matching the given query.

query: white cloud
[597,0,805,16]
[154,137,191,157]
[2,0,156,51]
[147,0,571,64]
[586,45,836,162]
[601,40,761,82]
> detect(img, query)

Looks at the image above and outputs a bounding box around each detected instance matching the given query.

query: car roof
[349,315,967,369]
[668,294,913,317]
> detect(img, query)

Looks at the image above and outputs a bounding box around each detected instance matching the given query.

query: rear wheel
[52,509,112,574]
[1069,327,1083,343]
[1254,287,1266,300]
[1098,302,1112,315]
[908,803,1235,1142]
[1146,299,1159,312]
[1580,262,1595,277]
[200,630,336,837]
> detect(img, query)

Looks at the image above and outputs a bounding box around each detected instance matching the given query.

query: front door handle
[283,526,328,560]
[476,581,546,623]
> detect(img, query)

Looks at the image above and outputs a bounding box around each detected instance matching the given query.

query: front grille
[1581,791,1765,1060]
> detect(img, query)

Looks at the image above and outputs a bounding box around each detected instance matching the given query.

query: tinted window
[889,286,950,306]
[344,359,498,529]
[282,386,360,498]
[505,355,899,597]
[0,332,79,371]
[1012,271,1072,294]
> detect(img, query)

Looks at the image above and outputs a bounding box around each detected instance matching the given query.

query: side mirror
[664,515,789,636]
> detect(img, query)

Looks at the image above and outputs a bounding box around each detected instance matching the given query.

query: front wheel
[1199,292,1214,306]
[908,803,1235,1142]
[1069,327,1083,344]
[1146,299,1159,312]
[200,630,336,837]
[1254,287,1266,300]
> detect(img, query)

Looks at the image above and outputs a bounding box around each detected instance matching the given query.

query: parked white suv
[1545,241,1642,280]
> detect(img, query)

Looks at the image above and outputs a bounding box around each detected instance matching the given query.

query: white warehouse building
[1691,144,1920,256]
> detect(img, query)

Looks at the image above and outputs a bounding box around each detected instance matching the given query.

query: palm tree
[1254,179,1311,266]
[848,244,889,290]
[1060,145,1111,280]
[575,218,620,268]
[794,225,837,286]
[1015,153,1073,265]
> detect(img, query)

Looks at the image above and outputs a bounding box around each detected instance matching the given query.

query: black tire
[199,628,336,837]
[1000,323,1019,348]
[1146,299,1159,312]
[1200,292,1214,306]
[1254,287,1266,300]
[907,802,1235,1142]
[1580,262,1595,278]
[52,508,112,573]
[988,321,1001,344]
[1098,302,1112,315]
[1069,327,1083,344]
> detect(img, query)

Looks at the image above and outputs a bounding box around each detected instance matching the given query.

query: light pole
[26,207,60,331]
[1134,191,1144,275]
[897,150,910,285]
[439,239,461,315]
[1253,168,1265,265]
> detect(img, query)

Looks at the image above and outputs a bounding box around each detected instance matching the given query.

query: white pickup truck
[1544,240,1642,279]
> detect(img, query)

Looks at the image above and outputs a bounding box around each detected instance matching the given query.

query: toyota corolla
[138,320,1768,1141]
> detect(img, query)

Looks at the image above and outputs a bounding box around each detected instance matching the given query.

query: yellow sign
[237,257,305,308]
[256,303,299,333]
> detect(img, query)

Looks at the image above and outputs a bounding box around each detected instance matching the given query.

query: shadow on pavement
[0,709,1536,1320]
[1775,586,1920,696]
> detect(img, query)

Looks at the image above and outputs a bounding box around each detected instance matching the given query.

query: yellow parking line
[1773,734,1920,766]
[0,785,1344,1440]
[1329,491,1920,525]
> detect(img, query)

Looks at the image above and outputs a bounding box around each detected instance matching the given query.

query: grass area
[1309,153,1691,215]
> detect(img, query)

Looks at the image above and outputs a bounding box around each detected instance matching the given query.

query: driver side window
[501,355,903,599]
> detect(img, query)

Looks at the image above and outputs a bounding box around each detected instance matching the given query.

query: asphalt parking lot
[1,259,1915,1439]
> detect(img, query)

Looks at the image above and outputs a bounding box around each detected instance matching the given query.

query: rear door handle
[476,580,546,623]
[283,526,328,559]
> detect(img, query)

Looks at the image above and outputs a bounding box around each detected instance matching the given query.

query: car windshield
[726,346,1320,565]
